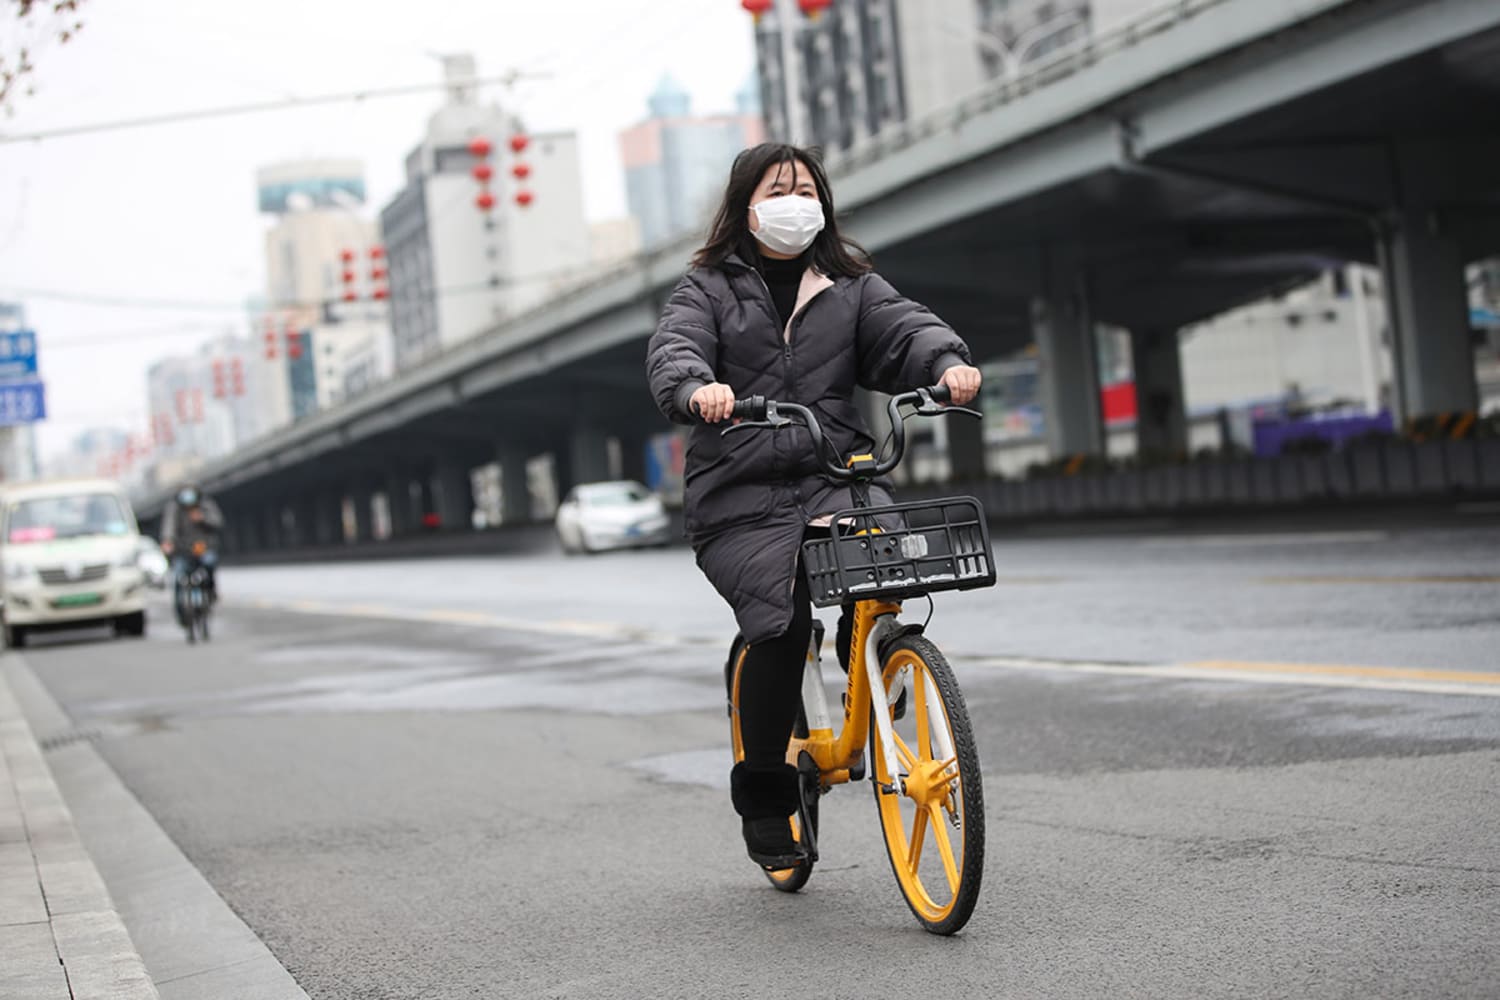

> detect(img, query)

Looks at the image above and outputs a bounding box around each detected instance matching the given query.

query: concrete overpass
[138,0,1500,553]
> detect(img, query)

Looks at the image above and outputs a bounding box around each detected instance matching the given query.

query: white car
[0,479,149,647]
[555,480,672,555]
[136,536,170,590]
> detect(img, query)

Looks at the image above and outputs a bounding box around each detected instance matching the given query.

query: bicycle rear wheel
[870,635,984,935]
[728,639,817,893]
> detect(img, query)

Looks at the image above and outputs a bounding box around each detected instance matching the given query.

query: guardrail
[904,436,1500,518]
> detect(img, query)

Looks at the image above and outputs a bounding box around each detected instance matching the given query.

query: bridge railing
[826,0,1240,179]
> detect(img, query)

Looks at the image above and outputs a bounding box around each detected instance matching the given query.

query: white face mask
[751,195,825,256]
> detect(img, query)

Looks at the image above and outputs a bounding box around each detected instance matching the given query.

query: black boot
[730,762,804,869]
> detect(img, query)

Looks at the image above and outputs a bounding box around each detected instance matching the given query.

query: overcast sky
[0,0,757,462]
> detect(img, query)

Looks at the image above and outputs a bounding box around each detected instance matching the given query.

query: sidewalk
[0,659,158,1000]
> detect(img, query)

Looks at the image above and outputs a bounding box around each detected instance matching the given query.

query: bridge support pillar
[558,423,613,498]
[433,463,475,532]
[1033,281,1104,459]
[617,428,649,486]
[415,474,438,529]
[348,483,375,544]
[288,497,314,547]
[496,446,532,525]
[261,506,283,551]
[312,492,340,548]
[383,469,415,538]
[1381,207,1478,424]
[945,412,988,483]
[1130,326,1188,458]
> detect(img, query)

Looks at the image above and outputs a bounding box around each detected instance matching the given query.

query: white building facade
[381,55,591,372]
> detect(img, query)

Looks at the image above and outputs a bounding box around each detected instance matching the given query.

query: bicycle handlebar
[719,385,982,482]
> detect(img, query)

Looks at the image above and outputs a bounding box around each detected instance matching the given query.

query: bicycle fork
[862,614,907,797]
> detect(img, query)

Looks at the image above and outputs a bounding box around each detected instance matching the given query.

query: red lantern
[509,134,529,154]
[369,245,385,259]
[476,191,496,211]
[212,359,226,399]
[341,269,356,284]
[515,190,534,207]
[264,331,277,360]
[288,334,303,362]
[468,136,492,158]
[370,266,388,281]
[742,0,773,18]
[798,0,831,17]
[231,357,245,397]
[512,163,531,180]
[373,287,389,301]
[339,248,355,263]
[472,163,494,183]
[343,290,358,303]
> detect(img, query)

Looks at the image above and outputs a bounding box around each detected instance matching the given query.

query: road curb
[0,653,159,1000]
[3,655,312,1000]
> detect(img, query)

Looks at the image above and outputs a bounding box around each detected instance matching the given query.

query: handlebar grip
[928,383,952,404]
[731,395,767,422]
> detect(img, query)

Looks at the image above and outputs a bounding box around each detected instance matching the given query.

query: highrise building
[47,427,130,481]
[754,0,1146,151]
[380,54,591,372]
[619,76,766,249]
[256,158,392,426]
[144,352,235,479]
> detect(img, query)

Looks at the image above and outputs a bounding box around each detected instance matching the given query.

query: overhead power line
[0,71,545,145]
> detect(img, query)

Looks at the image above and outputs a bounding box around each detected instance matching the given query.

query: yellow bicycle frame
[731,597,905,790]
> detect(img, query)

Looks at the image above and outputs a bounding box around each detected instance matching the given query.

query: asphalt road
[13,520,1500,998]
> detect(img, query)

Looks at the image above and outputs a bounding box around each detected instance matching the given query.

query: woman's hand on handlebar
[939,365,983,406]
[690,382,736,423]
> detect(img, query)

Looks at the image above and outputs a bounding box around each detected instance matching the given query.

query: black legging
[738,564,815,768]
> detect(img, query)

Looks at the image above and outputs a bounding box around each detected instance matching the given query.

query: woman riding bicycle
[645,142,981,870]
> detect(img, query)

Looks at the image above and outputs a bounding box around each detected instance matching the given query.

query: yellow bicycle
[723,386,995,935]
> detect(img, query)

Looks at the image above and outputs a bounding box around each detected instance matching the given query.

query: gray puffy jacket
[645,253,972,644]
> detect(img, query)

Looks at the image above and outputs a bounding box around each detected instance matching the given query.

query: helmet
[176,485,201,508]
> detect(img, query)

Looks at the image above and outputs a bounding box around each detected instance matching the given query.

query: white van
[0,478,148,647]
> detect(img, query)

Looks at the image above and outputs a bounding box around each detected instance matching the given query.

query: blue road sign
[0,380,46,425]
[0,330,39,379]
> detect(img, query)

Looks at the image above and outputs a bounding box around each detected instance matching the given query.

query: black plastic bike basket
[801,496,996,608]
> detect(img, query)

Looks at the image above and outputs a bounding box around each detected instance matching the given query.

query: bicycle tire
[727,640,817,892]
[870,635,984,935]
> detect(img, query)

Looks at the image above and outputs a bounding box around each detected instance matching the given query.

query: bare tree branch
[2,0,88,112]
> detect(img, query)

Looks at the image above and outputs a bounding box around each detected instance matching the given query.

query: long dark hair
[691,142,871,277]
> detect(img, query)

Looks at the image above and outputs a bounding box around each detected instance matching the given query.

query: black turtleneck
[759,253,808,332]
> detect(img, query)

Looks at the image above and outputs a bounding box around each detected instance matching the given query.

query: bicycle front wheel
[871,635,984,935]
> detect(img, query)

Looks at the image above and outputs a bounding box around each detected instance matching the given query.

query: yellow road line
[1260,575,1500,585]
[963,655,1500,698]
[1185,659,1500,687]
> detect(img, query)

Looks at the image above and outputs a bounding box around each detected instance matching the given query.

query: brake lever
[913,403,984,419]
[722,415,797,436]
[721,419,774,436]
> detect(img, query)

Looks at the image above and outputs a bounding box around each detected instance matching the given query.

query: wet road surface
[12,521,1500,998]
